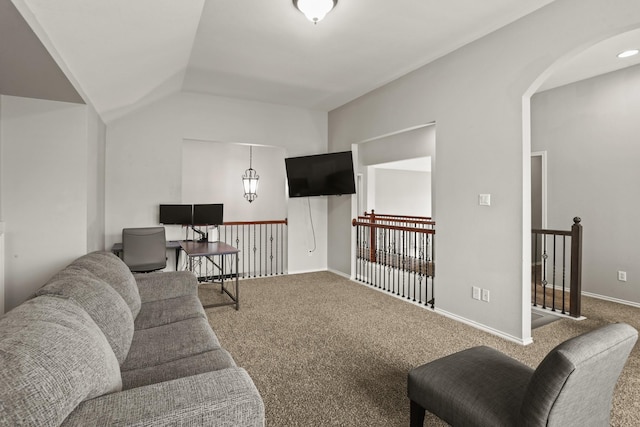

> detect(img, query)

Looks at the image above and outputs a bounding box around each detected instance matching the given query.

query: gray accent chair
[122,226,167,272]
[408,322,637,427]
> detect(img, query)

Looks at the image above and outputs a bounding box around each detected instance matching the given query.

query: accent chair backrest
[519,322,637,426]
[122,227,167,273]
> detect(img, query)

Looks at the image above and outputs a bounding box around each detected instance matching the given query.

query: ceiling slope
[0,0,82,103]
[7,0,639,122]
[14,0,205,121]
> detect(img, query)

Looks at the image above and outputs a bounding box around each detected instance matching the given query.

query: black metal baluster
[269,224,273,276]
[401,229,406,299]
[413,229,417,302]
[386,227,389,292]
[418,233,425,304]
[552,235,557,311]
[532,231,538,307]
[355,223,360,281]
[542,234,548,309]
[562,235,567,314]
[429,233,434,308]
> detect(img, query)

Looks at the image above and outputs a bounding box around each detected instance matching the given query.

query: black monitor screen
[193,204,224,226]
[159,204,192,225]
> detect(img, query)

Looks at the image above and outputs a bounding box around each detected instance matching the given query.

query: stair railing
[531,217,582,317]
[352,211,435,308]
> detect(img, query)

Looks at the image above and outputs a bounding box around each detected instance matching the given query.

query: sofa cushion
[121,317,221,372]
[69,251,141,318]
[134,294,206,330]
[121,348,237,390]
[37,265,135,365]
[134,270,198,303]
[61,368,264,427]
[0,295,122,427]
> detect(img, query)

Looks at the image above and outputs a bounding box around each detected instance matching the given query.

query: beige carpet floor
[198,271,640,427]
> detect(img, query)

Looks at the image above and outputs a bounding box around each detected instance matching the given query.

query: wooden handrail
[357,216,435,226]
[352,219,435,234]
[222,219,287,226]
[364,210,431,221]
[531,228,571,236]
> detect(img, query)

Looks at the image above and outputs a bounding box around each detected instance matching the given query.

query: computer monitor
[159,204,192,225]
[192,204,224,226]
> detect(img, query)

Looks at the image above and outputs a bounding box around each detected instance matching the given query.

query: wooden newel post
[570,217,582,318]
[369,210,377,263]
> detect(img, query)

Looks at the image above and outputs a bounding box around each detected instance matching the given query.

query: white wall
[373,169,431,217]
[532,63,640,306]
[328,0,640,343]
[106,92,328,273]
[0,95,88,310]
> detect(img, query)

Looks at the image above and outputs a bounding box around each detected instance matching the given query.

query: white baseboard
[287,268,327,276]
[327,268,350,279]
[347,277,533,346]
[582,291,640,309]
[435,308,533,346]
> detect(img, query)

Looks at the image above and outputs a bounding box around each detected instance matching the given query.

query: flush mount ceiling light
[617,49,639,58]
[293,0,337,24]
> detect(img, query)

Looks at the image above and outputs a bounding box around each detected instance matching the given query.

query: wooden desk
[180,241,240,310]
[111,240,182,271]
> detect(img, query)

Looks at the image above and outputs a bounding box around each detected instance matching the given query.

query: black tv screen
[159,204,192,225]
[285,151,356,197]
[193,204,224,226]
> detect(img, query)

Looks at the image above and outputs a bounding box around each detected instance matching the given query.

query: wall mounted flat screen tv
[193,204,224,226]
[159,204,192,225]
[285,151,356,197]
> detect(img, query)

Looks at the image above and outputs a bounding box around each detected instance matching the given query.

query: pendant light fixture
[293,0,337,24]
[242,146,259,203]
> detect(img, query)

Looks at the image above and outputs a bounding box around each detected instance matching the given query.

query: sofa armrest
[135,271,198,303]
[61,368,264,427]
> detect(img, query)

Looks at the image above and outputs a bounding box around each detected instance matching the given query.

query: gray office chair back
[520,322,637,426]
[122,227,167,272]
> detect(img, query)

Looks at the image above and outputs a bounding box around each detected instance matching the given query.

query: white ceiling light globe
[296,0,336,23]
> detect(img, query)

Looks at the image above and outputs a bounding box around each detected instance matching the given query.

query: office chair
[122,227,167,273]
[408,322,637,427]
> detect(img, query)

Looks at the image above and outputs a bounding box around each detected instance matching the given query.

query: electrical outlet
[472,286,481,300]
[618,271,627,282]
[481,289,490,302]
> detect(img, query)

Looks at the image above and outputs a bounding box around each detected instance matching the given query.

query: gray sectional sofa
[0,251,264,426]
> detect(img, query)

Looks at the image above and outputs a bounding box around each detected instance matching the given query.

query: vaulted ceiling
[2,0,640,123]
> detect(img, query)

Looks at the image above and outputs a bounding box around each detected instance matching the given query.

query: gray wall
[328,0,640,343]
[86,104,106,252]
[532,63,640,305]
[0,96,89,310]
